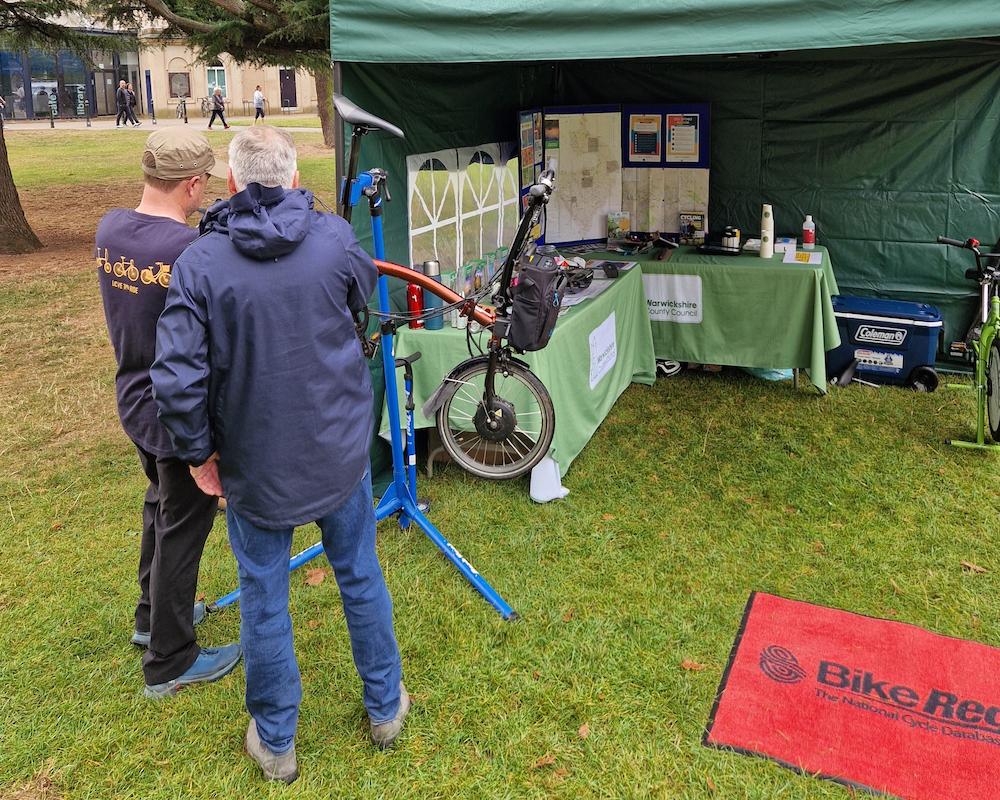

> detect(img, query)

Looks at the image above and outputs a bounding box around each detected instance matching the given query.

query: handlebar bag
[508,259,568,352]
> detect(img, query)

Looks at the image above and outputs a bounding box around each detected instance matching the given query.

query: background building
[0,16,315,120]
[139,30,315,118]
[0,22,141,119]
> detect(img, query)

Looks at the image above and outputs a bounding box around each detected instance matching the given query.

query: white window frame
[206,63,227,98]
[407,142,517,268]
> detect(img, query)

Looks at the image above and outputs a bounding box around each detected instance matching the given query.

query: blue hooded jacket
[151,184,377,529]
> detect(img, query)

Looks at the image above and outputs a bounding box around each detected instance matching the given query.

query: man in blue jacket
[150,126,406,784]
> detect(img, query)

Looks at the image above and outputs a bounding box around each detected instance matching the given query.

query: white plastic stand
[529,456,570,503]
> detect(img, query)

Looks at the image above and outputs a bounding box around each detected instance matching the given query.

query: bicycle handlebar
[937,236,968,248]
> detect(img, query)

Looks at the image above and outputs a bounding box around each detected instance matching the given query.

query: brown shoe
[369,683,410,749]
[245,718,298,784]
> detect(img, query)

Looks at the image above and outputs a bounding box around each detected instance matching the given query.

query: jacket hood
[201,184,314,260]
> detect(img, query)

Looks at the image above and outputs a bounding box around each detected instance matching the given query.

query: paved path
[1,116,319,133]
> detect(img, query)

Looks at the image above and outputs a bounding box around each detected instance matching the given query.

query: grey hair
[228,126,298,190]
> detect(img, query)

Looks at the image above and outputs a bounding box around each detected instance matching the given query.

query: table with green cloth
[379,264,656,479]
[586,245,841,391]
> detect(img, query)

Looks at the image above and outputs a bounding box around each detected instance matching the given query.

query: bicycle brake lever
[383,174,392,203]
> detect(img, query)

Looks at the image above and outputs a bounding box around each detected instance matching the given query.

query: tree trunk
[0,122,42,254]
[313,66,335,149]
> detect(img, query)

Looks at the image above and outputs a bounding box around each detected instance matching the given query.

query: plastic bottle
[422,260,444,330]
[802,215,816,250]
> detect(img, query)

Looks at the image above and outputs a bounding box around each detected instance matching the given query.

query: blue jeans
[226,473,402,754]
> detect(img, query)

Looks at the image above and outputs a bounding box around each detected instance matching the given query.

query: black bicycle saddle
[333,94,405,139]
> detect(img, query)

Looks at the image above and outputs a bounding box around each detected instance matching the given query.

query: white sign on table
[589,312,618,389]
[642,274,703,323]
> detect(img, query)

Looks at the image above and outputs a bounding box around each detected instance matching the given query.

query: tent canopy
[330,0,1000,64]
[331,2,1000,351]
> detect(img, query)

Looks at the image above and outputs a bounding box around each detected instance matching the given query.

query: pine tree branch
[135,0,216,34]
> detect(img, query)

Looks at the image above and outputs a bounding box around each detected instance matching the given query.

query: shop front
[0,44,141,119]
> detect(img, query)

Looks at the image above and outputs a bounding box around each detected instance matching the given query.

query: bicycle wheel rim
[988,343,1000,439]
[437,361,554,480]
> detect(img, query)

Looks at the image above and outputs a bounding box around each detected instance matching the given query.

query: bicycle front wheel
[436,358,555,480]
[988,341,1000,441]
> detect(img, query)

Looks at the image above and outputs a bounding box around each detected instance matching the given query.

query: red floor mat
[704,592,1000,799]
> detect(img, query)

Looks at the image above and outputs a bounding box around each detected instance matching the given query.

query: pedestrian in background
[126,83,141,127]
[152,126,407,784]
[253,85,266,124]
[208,87,230,130]
[94,128,238,698]
[115,80,130,128]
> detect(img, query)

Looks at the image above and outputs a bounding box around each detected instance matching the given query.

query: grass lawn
[2,129,999,799]
[4,129,336,204]
[229,114,324,129]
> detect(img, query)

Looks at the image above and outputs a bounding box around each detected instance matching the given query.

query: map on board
[621,167,709,234]
[544,112,622,244]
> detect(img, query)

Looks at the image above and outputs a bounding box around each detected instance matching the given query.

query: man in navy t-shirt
[95,128,241,698]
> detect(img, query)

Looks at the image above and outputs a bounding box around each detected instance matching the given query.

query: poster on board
[666,113,700,163]
[627,114,662,163]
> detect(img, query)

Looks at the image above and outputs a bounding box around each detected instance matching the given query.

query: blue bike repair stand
[211,169,517,621]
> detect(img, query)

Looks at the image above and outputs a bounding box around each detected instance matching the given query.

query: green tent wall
[338,42,1000,349]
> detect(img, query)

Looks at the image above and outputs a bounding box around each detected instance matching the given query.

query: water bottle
[422,260,444,330]
[802,215,816,250]
[405,277,424,330]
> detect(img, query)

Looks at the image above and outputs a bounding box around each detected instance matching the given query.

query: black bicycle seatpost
[340,127,364,222]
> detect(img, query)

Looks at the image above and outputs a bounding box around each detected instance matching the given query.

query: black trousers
[208,109,227,127]
[254,107,265,120]
[115,106,129,125]
[135,446,218,684]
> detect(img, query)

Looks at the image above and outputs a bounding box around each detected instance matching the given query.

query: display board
[539,106,622,245]
[518,109,544,207]
[520,104,709,245]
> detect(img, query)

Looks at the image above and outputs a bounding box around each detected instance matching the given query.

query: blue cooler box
[826,296,943,387]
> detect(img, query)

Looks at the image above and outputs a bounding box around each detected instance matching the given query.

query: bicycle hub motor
[473,397,518,442]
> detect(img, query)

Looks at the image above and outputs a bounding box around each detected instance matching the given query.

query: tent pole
[333,60,345,217]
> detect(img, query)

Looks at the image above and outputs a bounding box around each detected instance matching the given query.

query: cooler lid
[832,295,943,325]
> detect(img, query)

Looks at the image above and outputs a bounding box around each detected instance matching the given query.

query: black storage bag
[508,260,568,352]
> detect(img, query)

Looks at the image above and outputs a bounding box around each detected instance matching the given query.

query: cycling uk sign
[642,274,702,323]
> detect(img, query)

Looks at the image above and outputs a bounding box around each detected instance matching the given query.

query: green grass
[5,129,333,198]
[2,130,1000,799]
[229,114,323,129]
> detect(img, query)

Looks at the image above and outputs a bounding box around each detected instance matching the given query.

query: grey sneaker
[369,683,410,749]
[131,601,207,648]
[245,718,298,784]
[143,642,241,698]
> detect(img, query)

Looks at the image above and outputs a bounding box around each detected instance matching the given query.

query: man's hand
[190,452,223,497]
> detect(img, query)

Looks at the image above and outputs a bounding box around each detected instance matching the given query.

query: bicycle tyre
[988,341,1000,441]
[435,359,555,480]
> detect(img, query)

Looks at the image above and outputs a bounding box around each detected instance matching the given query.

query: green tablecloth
[380,265,656,477]
[587,245,841,391]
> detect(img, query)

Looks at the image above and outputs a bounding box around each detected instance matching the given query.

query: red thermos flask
[406,276,424,329]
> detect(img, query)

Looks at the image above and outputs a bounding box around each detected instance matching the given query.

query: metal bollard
[85,99,91,128]
[151,105,157,126]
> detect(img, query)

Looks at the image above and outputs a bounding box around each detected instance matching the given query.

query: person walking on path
[126,83,141,127]
[151,126,408,784]
[95,128,239,699]
[253,85,266,124]
[115,80,130,128]
[208,87,229,129]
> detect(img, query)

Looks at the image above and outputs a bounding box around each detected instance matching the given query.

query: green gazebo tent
[330,0,1000,347]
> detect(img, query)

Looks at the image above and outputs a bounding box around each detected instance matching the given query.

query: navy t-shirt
[95,209,198,457]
